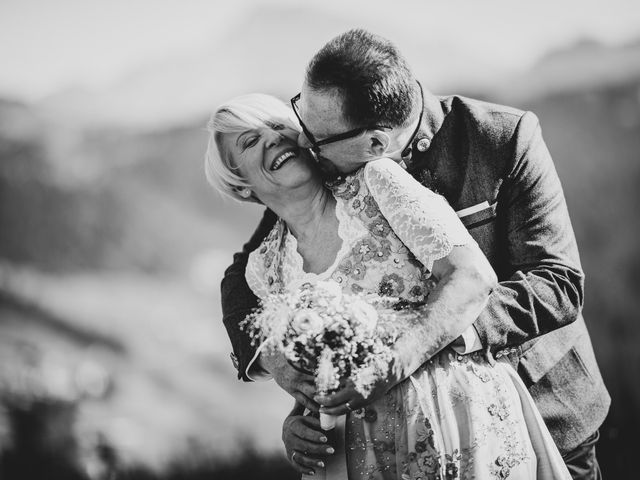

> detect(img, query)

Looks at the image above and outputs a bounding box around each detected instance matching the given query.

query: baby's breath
[242,280,404,397]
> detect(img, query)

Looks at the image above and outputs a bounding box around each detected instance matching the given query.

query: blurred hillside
[35,6,503,131]
[1,35,639,478]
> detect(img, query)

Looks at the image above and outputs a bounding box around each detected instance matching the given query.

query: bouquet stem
[320,412,337,431]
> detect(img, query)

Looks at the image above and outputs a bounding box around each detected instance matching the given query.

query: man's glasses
[290,93,390,155]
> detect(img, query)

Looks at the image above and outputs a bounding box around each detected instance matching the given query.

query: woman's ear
[368,130,391,157]
[238,188,252,199]
[236,187,263,205]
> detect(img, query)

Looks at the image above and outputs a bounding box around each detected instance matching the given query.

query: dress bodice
[245,158,473,302]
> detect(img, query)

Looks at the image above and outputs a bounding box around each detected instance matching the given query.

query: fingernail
[308,469,315,475]
[320,436,328,443]
[317,461,325,468]
[326,447,335,454]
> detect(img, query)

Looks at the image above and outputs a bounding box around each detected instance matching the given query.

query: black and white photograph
[1,1,639,479]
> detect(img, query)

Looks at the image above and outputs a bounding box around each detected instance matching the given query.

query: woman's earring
[238,188,252,198]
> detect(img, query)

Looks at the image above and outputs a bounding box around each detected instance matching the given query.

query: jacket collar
[402,90,445,170]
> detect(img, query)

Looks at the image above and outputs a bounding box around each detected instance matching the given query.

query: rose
[349,300,378,332]
[290,309,324,336]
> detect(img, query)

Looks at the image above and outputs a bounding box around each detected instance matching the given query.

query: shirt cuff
[245,341,273,382]
[451,325,483,354]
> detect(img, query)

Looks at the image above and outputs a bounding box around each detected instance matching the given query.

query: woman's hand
[314,373,396,416]
[283,405,335,476]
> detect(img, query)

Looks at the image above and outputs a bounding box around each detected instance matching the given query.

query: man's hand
[261,350,320,412]
[283,404,334,476]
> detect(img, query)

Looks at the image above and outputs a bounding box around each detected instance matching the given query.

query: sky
[1,0,640,103]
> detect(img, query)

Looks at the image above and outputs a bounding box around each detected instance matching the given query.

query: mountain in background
[490,37,640,102]
[34,6,490,131]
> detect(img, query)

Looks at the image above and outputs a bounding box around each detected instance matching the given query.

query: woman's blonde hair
[205,93,300,202]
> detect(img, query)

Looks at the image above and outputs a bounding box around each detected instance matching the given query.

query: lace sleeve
[245,249,269,300]
[364,158,473,273]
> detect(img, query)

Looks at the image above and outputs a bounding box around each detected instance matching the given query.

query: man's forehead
[299,85,351,134]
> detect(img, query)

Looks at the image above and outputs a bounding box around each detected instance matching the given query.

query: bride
[205,93,571,480]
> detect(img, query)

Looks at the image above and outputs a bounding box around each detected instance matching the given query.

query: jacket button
[416,138,431,152]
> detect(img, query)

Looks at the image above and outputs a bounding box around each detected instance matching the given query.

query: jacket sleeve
[474,111,585,359]
[221,208,278,381]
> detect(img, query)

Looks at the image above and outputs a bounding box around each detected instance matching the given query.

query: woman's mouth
[270,150,296,171]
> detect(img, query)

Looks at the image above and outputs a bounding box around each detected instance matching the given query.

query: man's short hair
[306,28,418,129]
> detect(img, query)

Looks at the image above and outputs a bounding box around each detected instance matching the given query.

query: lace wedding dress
[246,158,570,480]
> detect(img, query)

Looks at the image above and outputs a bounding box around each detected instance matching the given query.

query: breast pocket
[456,201,498,262]
[456,201,497,230]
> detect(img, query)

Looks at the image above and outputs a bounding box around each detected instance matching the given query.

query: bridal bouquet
[242,280,400,429]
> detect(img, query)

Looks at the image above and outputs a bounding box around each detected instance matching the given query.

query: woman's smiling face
[221,120,317,203]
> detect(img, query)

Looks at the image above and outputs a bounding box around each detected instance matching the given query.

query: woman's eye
[243,136,259,148]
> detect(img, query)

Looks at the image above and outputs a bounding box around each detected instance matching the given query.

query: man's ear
[367,130,391,157]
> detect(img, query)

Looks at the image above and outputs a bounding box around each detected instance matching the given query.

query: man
[221,29,610,478]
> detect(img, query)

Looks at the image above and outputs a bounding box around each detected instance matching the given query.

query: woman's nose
[264,128,284,148]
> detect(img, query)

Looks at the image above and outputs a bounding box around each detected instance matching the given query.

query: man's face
[296,83,371,175]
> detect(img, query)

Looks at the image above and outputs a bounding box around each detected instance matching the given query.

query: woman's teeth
[271,151,296,171]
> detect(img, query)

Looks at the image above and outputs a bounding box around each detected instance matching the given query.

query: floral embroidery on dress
[351,238,380,263]
[444,451,461,480]
[372,239,392,262]
[401,415,443,480]
[488,401,510,421]
[363,194,379,218]
[378,273,405,296]
[329,175,361,200]
[490,451,528,480]
[367,217,392,238]
[409,284,426,299]
[337,259,367,281]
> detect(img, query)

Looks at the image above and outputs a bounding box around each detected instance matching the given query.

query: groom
[220,29,610,478]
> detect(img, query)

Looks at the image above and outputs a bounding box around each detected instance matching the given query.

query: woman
[205,93,571,480]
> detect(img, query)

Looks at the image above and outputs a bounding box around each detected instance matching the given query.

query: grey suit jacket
[220,94,610,454]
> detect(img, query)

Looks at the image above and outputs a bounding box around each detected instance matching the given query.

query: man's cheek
[317,157,341,180]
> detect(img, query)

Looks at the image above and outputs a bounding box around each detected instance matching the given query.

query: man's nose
[297,131,313,149]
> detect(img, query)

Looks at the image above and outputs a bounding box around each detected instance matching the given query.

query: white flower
[349,300,378,331]
[291,309,324,335]
[314,280,343,299]
[316,347,339,395]
[353,364,377,398]
[282,342,300,363]
[261,301,293,340]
